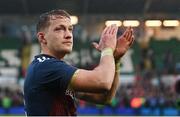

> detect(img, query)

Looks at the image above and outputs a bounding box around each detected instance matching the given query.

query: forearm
[69,48,115,93]
[76,92,106,104]
[76,60,120,105]
[92,48,115,90]
[103,60,120,104]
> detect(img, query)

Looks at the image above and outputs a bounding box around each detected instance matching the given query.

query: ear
[37,32,47,44]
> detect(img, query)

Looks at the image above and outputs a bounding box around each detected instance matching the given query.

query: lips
[63,41,72,44]
[63,41,72,45]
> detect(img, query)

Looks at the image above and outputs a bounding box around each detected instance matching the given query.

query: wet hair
[36,9,71,32]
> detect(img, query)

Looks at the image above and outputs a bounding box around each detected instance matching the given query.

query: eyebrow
[69,25,73,29]
[56,24,73,28]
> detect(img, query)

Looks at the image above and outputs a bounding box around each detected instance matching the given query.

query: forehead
[49,15,72,27]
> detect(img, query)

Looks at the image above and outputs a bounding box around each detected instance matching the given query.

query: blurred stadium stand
[0,0,180,116]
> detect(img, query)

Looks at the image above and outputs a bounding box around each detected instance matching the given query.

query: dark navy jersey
[24,54,77,116]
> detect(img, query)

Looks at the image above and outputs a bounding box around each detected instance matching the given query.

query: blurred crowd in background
[0,17,180,115]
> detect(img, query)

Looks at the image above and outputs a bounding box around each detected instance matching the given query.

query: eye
[54,27,62,31]
[69,27,73,32]
[54,26,66,32]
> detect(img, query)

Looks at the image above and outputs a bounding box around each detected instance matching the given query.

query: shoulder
[34,55,65,68]
[33,54,76,72]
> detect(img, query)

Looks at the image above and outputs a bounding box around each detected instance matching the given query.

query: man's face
[44,16,73,55]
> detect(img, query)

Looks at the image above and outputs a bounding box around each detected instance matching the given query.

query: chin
[58,46,72,54]
[64,48,72,54]
[65,50,72,54]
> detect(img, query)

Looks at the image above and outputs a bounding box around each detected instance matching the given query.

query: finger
[117,27,127,40]
[126,27,133,41]
[92,42,101,52]
[128,27,133,40]
[109,24,117,34]
[125,27,133,42]
[112,25,118,35]
[102,26,109,36]
[106,25,113,34]
[129,35,135,47]
[123,27,130,38]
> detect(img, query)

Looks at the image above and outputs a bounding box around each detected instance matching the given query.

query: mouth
[63,42,72,45]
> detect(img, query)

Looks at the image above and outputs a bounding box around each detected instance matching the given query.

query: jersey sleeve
[36,59,77,93]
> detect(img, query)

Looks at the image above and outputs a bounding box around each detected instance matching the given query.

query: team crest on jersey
[65,89,74,98]
[37,56,50,62]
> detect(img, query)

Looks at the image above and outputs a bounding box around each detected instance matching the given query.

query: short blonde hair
[36,9,71,32]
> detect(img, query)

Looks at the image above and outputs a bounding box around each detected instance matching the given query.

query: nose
[65,30,72,39]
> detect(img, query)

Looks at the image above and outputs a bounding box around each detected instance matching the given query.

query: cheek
[46,32,65,47]
[46,35,56,47]
[47,33,59,42]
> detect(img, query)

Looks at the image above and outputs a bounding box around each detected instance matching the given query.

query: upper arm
[38,60,77,93]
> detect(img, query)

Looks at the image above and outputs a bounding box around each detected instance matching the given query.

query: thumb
[92,42,101,52]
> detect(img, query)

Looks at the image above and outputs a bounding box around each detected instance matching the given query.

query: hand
[92,24,118,51]
[114,27,134,61]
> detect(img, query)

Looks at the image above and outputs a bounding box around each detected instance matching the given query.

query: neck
[41,48,66,60]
